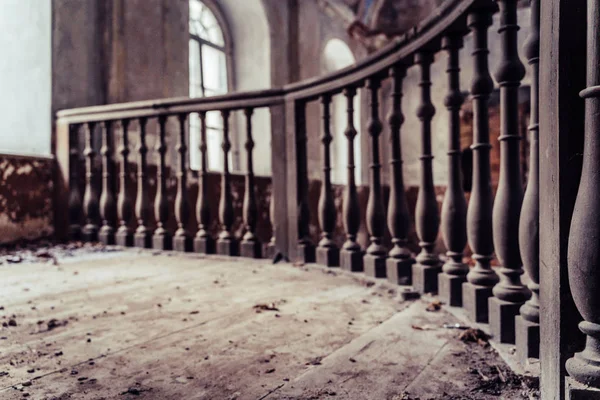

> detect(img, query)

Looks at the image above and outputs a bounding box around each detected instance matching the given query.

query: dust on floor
[0,244,538,399]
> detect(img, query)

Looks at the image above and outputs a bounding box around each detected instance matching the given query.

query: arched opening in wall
[322,39,361,185]
[188,0,272,176]
[188,0,232,172]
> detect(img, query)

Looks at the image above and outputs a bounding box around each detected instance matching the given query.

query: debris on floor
[458,328,490,346]
[425,299,443,312]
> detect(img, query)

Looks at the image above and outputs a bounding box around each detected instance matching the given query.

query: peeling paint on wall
[0,155,54,244]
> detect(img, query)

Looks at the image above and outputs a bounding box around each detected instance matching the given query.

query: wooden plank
[539,0,587,398]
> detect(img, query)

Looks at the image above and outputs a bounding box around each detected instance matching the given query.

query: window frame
[188,0,237,172]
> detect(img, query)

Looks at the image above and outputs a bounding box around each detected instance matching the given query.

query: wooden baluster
[463,4,499,323]
[68,124,83,240]
[174,113,192,252]
[217,110,238,256]
[296,101,316,262]
[566,0,600,388]
[439,33,468,306]
[364,77,387,278]
[82,122,99,242]
[340,87,363,272]
[134,117,152,248]
[386,65,414,284]
[490,0,530,344]
[516,0,540,363]
[194,112,215,253]
[153,115,172,250]
[99,121,116,245]
[241,108,262,258]
[116,119,133,247]
[194,111,216,254]
[412,51,441,293]
[266,189,276,259]
[316,94,339,267]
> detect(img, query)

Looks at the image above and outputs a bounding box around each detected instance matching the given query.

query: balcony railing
[54,0,600,397]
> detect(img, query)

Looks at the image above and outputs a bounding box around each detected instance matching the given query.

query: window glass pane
[189,113,202,170]
[202,45,227,94]
[206,127,223,171]
[189,40,202,98]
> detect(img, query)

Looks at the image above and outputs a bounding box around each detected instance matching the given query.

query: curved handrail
[56,0,490,123]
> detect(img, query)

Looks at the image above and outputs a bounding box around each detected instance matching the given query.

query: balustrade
[217,110,238,256]
[296,101,316,263]
[67,124,82,240]
[490,0,530,344]
[82,122,99,242]
[439,33,468,306]
[116,119,133,247]
[385,65,413,285]
[57,0,573,391]
[153,115,172,250]
[340,87,363,272]
[566,0,600,389]
[317,94,339,267]
[194,112,215,254]
[174,113,192,252]
[516,0,540,363]
[134,117,152,248]
[99,121,116,245]
[241,108,262,258]
[412,50,441,294]
[463,3,498,323]
[364,77,387,278]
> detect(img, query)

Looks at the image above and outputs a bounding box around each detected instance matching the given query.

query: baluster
[153,115,172,250]
[241,108,262,258]
[412,51,441,293]
[68,124,83,240]
[364,77,387,278]
[116,119,133,247]
[174,113,192,252]
[266,190,276,259]
[340,87,363,272]
[217,110,238,256]
[82,122,99,242]
[194,112,215,253]
[99,121,116,245]
[463,4,499,323]
[490,0,530,344]
[439,33,468,306]
[566,0,600,389]
[316,94,339,267]
[134,117,152,248]
[516,0,540,363]
[296,101,316,262]
[386,65,414,284]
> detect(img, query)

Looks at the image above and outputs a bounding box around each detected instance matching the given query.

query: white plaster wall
[218,0,272,176]
[0,1,52,156]
[401,7,531,187]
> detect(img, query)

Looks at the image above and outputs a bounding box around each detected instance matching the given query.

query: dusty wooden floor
[0,247,538,399]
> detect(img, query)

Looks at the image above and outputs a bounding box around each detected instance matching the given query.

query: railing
[53,0,600,396]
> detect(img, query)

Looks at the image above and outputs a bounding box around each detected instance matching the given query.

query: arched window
[189,0,230,171]
[322,38,361,185]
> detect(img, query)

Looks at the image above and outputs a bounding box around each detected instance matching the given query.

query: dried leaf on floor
[253,303,280,312]
[458,328,490,346]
